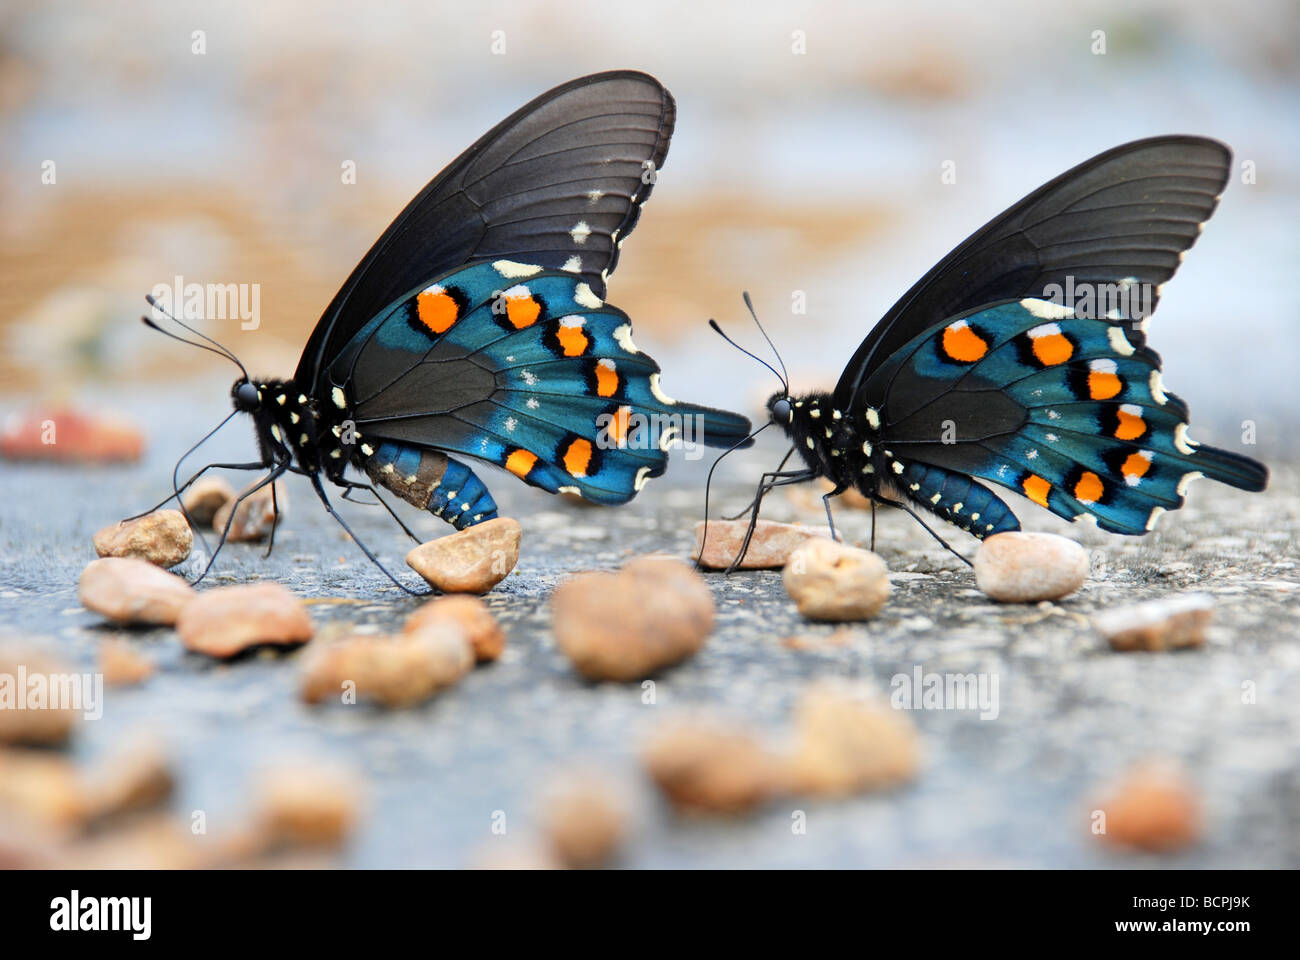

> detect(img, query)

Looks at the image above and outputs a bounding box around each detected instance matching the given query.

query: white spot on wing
[613,324,639,354]
[1108,326,1136,356]
[493,260,542,278]
[574,283,602,309]
[570,221,591,244]
[1020,298,1075,320]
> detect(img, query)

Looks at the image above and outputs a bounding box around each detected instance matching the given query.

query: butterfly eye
[234,381,260,411]
[771,397,793,422]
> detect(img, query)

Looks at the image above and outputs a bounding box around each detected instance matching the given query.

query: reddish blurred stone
[0,408,143,463]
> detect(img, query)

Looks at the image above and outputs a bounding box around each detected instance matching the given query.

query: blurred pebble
[0,407,143,463]
[553,555,713,681]
[472,840,561,870]
[694,518,832,569]
[254,763,361,849]
[212,479,287,542]
[543,771,627,868]
[78,556,195,625]
[175,583,313,659]
[299,625,472,708]
[786,682,919,796]
[973,531,1089,602]
[0,750,85,830]
[403,594,504,662]
[179,476,236,526]
[98,640,155,687]
[643,722,778,815]
[1096,762,1201,852]
[406,517,521,593]
[0,648,78,746]
[1094,593,1214,652]
[93,510,192,568]
[783,538,890,621]
[82,738,175,824]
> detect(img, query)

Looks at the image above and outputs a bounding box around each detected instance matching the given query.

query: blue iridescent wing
[868,298,1267,536]
[331,260,752,509]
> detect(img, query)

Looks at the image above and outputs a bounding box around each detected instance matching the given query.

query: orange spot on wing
[1114,407,1146,440]
[1073,471,1104,503]
[1088,371,1122,399]
[505,449,538,478]
[1122,451,1152,482]
[416,289,459,334]
[1022,473,1051,507]
[556,322,589,356]
[506,293,541,329]
[608,406,632,445]
[594,360,619,397]
[563,438,593,477]
[1031,332,1074,366]
[941,322,988,363]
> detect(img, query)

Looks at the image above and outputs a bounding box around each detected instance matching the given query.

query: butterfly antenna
[143,294,249,379]
[697,421,770,567]
[741,291,789,392]
[708,318,788,393]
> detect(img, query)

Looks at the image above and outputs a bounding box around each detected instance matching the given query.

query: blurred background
[2,0,1297,449]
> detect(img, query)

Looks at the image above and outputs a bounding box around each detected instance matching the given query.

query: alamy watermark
[890,666,999,720]
[150,275,261,330]
[0,666,103,720]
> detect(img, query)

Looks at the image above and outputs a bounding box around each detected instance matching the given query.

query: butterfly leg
[336,478,423,544]
[723,447,796,521]
[876,494,974,568]
[822,483,848,543]
[308,474,430,597]
[190,463,287,586]
[723,468,820,574]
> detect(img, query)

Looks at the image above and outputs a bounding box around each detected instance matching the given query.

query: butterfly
[714,136,1267,568]
[142,71,752,591]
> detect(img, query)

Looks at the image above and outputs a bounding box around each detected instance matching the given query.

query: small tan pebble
[643,722,779,814]
[1094,593,1214,652]
[0,648,79,746]
[78,556,196,625]
[93,510,192,568]
[973,531,1089,603]
[694,518,832,570]
[553,555,713,681]
[0,407,144,463]
[405,517,521,594]
[786,682,920,795]
[543,774,627,868]
[179,476,236,526]
[403,595,505,662]
[98,640,155,687]
[212,479,288,542]
[300,626,472,708]
[254,764,361,849]
[0,750,87,830]
[1096,763,1201,852]
[176,582,313,659]
[83,739,174,823]
[781,628,859,650]
[782,538,890,621]
[59,815,209,870]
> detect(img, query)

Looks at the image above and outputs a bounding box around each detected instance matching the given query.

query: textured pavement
[1,388,1297,868]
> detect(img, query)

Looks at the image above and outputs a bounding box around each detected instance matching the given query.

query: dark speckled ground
[1,387,1297,868]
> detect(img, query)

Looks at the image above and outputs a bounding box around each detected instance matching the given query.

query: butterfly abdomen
[362,441,498,529]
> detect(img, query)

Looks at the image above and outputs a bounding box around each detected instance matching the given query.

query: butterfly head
[232,378,261,413]
[766,392,794,426]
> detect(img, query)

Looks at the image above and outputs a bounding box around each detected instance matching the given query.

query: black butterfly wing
[835,135,1232,412]
[296,70,675,394]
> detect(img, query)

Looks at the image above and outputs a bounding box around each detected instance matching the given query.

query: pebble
[0,407,144,463]
[403,595,504,662]
[787,682,920,795]
[175,583,313,658]
[0,750,86,829]
[782,538,891,621]
[1096,762,1201,852]
[542,772,627,868]
[254,763,361,849]
[82,739,175,824]
[212,479,288,542]
[1094,593,1214,652]
[405,517,521,593]
[93,510,193,568]
[642,722,779,814]
[973,531,1089,603]
[179,476,236,526]
[0,648,79,746]
[98,640,155,687]
[694,518,832,570]
[78,556,196,625]
[299,626,473,708]
[553,555,713,681]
